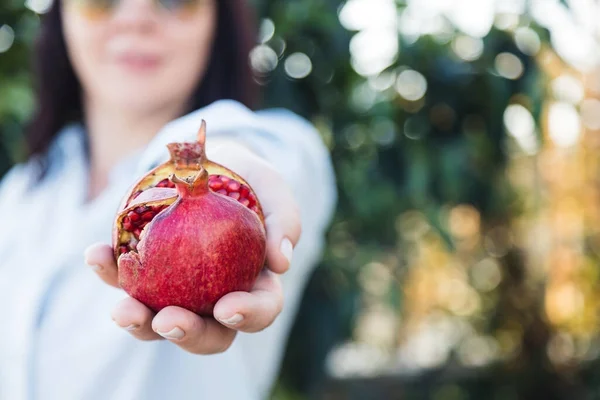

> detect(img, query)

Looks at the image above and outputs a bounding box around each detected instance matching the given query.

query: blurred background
[2,0,600,399]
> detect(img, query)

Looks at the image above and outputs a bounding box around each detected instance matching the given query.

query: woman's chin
[105,92,175,115]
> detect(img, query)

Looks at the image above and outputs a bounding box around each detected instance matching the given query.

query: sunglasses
[67,0,206,18]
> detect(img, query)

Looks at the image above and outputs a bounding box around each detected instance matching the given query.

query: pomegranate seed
[135,206,147,214]
[134,229,142,238]
[240,185,250,198]
[128,211,140,222]
[156,178,175,188]
[250,205,259,213]
[228,192,241,200]
[123,218,132,231]
[119,246,128,254]
[227,181,241,192]
[216,189,228,195]
[240,198,250,207]
[141,211,155,221]
[209,180,224,190]
[220,175,230,183]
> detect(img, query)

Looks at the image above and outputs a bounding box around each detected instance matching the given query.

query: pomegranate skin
[117,172,267,316]
[112,121,268,316]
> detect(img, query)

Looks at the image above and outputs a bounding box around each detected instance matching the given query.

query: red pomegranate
[112,121,267,316]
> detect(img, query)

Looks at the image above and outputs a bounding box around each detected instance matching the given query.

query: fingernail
[114,321,139,331]
[280,238,293,264]
[88,264,102,272]
[156,327,185,340]
[218,313,244,325]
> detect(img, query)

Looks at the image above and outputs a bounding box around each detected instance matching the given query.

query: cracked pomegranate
[112,121,267,316]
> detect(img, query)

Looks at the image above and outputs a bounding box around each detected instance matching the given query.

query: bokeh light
[503,104,539,154]
[494,13,520,31]
[338,0,397,32]
[531,0,600,71]
[514,26,541,56]
[551,75,585,104]
[368,71,396,92]
[343,123,367,150]
[451,35,484,62]
[249,44,278,75]
[25,0,52,14]
[0,25,15,54]
[284,52,312,79]
[395,69,427,101]
[403,116,429,140]
[349,29,398,77]
[471,258,502,292]
[341,0,399,77]
[258,18,275,44]
[495,52,524,80]
[350,82,377,113]
[443,0,494,38]
[370,118,397,146]
[548,101,581,147]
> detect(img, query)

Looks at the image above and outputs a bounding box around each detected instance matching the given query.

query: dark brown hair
[26,0,259,162]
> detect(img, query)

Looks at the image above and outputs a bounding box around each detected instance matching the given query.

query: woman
[0,0,336,398]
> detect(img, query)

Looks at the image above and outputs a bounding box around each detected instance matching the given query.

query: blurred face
[61,0,217,114]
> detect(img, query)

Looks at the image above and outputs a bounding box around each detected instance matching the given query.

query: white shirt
[0,100,337,400]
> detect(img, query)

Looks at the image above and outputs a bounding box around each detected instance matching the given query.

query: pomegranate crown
[169,168,209,197]
[167,120,208,169]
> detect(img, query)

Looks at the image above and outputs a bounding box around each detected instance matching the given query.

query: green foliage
[0,2,38,171]
[251,1,559,398]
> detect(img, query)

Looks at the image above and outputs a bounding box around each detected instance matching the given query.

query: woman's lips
[114,53,162,72]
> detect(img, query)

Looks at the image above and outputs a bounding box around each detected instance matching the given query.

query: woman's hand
[84,141,301,354]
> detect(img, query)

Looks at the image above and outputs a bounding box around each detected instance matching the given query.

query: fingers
[213,269,283,333]
[264,208,300,274]
[84,243,120,288]
[108,269,281,350]
[152,306,237,355]
[111,298,238,354]
[259,170,301,274]
[237,157,302,274]
[111,297,162,341]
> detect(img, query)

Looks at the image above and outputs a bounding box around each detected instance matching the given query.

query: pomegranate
[112,121,267,316]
